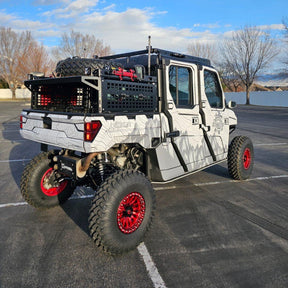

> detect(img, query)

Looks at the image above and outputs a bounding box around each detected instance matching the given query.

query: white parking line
[70,194,94,200]
[154,186,177,191]
[137,242,167,288]
[0,202,27,208]
[0,159,31,163]
[254,142,288,146]
[0,140,27,143]
[193,175,288,187]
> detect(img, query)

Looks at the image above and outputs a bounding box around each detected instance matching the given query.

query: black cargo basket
[25,76,99,113]
[25,75,158,114]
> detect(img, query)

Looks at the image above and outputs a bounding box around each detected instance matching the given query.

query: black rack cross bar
[100,48,211,67]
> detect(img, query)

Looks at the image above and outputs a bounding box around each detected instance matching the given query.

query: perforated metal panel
[102,80,157,113]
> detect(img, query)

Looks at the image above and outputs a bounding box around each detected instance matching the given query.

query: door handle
[200,124,210,132]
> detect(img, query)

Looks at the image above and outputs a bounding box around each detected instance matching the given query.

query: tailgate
[20,111,86,152]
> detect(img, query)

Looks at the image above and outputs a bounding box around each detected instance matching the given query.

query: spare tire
[55,57,123,77]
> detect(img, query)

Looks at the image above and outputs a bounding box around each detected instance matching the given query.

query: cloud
[72,8,220,53]
[10,19,55,30]
[193,23,221,29]
[42,0,98,18]
[32,0,69,5]
[0,8,58,44]
[33,3,216,52]
[222,24,286,41]
[102,4,116,11]
[0,9,16,24]
[257,24,285,31]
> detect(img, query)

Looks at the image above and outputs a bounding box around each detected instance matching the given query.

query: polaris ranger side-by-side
[20,46,254,254]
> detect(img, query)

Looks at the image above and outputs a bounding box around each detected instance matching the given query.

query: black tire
[20,151,75,209]
[55,57,122,77]
[228,136,254,180]
[89,169,156,254]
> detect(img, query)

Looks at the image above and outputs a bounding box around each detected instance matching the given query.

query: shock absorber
[97,152,109,182]
[97,154,104,181]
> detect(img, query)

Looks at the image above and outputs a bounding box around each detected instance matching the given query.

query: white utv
[20,47,254,254]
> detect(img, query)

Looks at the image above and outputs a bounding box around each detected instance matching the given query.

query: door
[199,68,230,161]
[164,61,213,172]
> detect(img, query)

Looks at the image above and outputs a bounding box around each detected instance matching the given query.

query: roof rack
[100,48,211,67]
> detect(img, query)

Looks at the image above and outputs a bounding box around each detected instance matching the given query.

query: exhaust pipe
[76,152,99,178]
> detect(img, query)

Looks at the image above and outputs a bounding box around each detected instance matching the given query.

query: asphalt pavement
[0,102,288,288]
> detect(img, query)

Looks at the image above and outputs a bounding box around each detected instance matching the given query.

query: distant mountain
[255,73,288,87]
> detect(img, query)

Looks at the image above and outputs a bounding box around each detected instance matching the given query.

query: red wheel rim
[41,168,68,196]
[117,192,146,234]
[243,148,251,170]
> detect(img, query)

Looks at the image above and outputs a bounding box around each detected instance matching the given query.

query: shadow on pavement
[3,120,93,238]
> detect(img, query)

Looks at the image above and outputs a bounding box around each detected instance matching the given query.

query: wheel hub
[41,168,68,196]
[117,192,146,234]
[243,148,251,170]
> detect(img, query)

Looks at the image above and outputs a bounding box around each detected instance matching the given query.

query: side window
[204,70,223,108]
[169,66,192,107]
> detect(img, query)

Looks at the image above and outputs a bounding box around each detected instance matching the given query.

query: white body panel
[155,141,184,181]
[21,112,162,153]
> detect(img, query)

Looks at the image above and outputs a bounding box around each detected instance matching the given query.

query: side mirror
[227,100,237,109]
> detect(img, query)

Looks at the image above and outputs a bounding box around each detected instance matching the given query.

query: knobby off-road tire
[228,136,254,180]
[89,169,156,255]
[20,151,75,209]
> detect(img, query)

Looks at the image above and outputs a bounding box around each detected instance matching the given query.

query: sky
[0,0,287,54]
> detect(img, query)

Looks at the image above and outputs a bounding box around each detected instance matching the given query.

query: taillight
[84,121,102,142]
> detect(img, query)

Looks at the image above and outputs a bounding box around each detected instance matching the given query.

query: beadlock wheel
[117,192,146,234]
[40,168,68,196]
[20,151,74,208]
[243,148,251,170]
[228,136,254,180]
[89,169,156,254]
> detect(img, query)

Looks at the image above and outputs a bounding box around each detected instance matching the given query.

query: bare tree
[282,17,288,70]
[187,41,218,64]
[218,62,242,92]
[283,18,288,34]
[52,30,112,61]
[0,27,34,99]
[222,26,278,104]
[19,41,54,76]
[0,27,54,99]
[187,41,242,92]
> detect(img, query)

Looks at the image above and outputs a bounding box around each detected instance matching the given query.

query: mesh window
[31,84,98,113]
